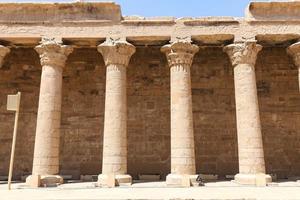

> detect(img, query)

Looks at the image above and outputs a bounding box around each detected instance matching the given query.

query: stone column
[97,39,135,187]
[26,39,73,187]
[287,42,300,92]
[161,41,199,186]
[224,41,271,185]
[0,45,10,67]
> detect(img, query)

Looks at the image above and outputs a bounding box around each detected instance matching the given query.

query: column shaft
[32,64,62,175]
[27,39,73,187]
[161,41,199,186]
[102,64,127,174]
[97,39,135,186]
[224,41,271,185]
[170,64,195,175]
[234,63,265,174]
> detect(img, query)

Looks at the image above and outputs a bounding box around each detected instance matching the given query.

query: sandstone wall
[0,46,299,180]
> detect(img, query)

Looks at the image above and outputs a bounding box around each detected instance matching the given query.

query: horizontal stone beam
[0,2,299,46]
[0,2,121,23]
[246,1,300,21]
[0,34,300,47]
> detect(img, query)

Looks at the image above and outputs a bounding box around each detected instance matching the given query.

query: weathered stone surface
[97,39,135,187]
[224,41,271,185]
[183,17,238,26]
[28,38,73,187]
[0,2,300,45]
[0,45,300,182]
[0,2,121,23]
[246,1,300,21]
[122,16,175,25]
[161,40,198,186]
[1,1,300,187]
[27,174,40,188]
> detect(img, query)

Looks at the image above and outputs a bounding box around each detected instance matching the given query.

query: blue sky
[0,0,262,17]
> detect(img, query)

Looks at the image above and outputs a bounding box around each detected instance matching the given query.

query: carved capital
[224,41,262,66]
[287,42,300,68]
[35,38,73,68]
[0,45,10,68]
[161,41,199,67]
[97,39,136,66]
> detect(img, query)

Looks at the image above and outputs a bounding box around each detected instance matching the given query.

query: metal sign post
[7,92,21,190]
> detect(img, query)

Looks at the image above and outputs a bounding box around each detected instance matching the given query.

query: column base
[166,174,199,187]
[234,173,272,186]
[98,174,132,187]
[26,175,63,187]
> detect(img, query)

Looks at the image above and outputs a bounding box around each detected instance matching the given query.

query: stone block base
[26,175,63,187]
[166,174,199,187]
[98,174,132,187]
[234,173,272,186]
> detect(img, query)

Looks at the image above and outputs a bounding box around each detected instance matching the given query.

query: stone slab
[181,175,190,187]
[256,174,267,187]
[26,175,41,188]
[80,175,98,182]
[26,175,63,187]
[0,176,8,181]
[234,174,272,186]
[246,2,300,21]
[98,174,132,187]
[199,174,218,181]
[106,174,115,188]
[166,174,198,187]
[0,2,121,23]
[138,174,161,181]
[61,175,72,180]
[225,175,235,179]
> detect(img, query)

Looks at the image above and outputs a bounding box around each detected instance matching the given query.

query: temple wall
[257,47,300,178]
[0,46,299,180]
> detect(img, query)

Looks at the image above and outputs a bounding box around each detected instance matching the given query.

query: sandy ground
[0,180,300,200]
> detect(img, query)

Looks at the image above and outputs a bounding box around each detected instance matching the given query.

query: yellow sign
[7,92,21,111]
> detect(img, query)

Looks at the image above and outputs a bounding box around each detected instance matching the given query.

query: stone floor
[0,180,300,200]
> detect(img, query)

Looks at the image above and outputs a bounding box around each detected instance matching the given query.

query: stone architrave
[26,38,73,187]
[224,41,272,185]
[287,42,300,92]
[97,39,135,187]
[161,40,199,186]
[0,45,10,68]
